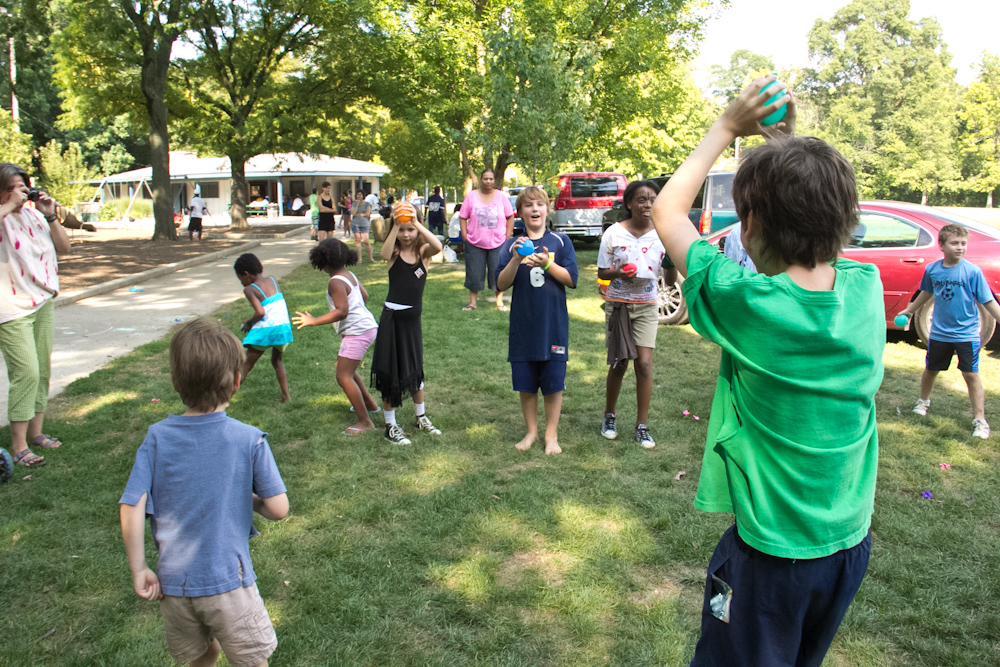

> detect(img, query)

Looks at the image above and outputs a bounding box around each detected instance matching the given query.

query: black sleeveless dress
[318,196,335,231]
[371,255,427,407]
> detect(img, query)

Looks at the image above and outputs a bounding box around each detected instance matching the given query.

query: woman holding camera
[0,163,71,468]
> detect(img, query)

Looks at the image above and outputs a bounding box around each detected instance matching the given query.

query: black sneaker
[601,413,617,440]
[385,423,412,445]
[416,415,441,435]
[635,424,655,449]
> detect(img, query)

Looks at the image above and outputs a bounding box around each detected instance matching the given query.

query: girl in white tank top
[292,239,381,435]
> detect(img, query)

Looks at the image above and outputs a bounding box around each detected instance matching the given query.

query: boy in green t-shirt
[652,76,885,666]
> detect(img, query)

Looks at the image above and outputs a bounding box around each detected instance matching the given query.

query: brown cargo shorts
[160,583,276,667]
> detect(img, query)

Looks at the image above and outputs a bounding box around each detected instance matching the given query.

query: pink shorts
[339,327,377,360]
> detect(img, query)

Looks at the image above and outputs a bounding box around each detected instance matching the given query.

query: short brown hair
[169,318,244,412]
[733,136,858,268]
[938,223,968,245]
[0,163,30,193]
[515,186,549,215]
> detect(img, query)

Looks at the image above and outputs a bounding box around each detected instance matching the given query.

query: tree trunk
[920,190,927,206]
[988,189,994,209]
[141,35,176,241]
[122,1,182,241]
[494,144,512,188]
[230,157,250,229]
[459,135,475,195]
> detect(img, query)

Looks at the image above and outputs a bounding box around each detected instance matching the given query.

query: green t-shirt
[309,193,318,219]
[683,240,885,559]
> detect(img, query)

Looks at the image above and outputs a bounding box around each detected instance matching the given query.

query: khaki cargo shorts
[605,301,659,349]
[160,583,276,667]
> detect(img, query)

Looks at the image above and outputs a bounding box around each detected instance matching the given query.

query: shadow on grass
[5,247,1000,665]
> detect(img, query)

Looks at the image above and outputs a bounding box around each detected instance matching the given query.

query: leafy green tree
[576,69,715,178]
[0,0,64,154]
[37,139,98,205]
[0,107,32,165]
[52,0,186,240]
[958,53,1000,207]
[174,0,380,227]
[710,50,775,102]
[806,0,959,202]
[385,0,707,191]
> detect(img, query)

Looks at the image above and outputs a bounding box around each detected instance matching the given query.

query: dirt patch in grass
[497,459,545,480]
[58,238,250,293]
[497,548,572,588]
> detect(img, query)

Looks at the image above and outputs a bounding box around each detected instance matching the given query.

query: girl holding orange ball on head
[369,202,444,445]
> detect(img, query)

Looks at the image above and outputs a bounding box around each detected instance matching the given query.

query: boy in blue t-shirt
[496,186,578,455]
[897,223,1000,438]
[120,317,288,667]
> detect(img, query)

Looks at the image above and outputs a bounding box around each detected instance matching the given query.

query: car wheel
[658,273,688,325]
[912,301,996,346]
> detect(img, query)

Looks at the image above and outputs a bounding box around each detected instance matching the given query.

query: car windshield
[927,207,1000,240]
[571,177,619,198]
[709,173,735,210]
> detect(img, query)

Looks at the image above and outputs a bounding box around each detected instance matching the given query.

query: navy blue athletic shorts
[926,338,980,373]
[691,526,871,667]
[511,360,566,395]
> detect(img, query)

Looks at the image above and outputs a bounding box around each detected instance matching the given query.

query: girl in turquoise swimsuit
[234,253,294,402]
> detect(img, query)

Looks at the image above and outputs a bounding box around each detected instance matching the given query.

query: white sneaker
[601,413,617,440]
[385,423,412,445]
[416,415,441,435]
[973,419,990,439]
[635,424,655,449]
[913,399,930,416]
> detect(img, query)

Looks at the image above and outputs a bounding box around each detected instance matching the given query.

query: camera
[27,188,40,202]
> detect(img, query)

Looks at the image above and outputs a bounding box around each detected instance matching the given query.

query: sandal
[14,448,45,468]
[496,304,509,312]
[32,434,62,449]
[343,426,370,436]
[462,305,477,311]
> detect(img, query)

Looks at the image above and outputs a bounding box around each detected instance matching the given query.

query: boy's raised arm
[120,494,161,601]
[652,75,792,277]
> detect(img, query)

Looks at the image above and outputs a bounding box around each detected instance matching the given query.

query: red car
[658,202,1000,344]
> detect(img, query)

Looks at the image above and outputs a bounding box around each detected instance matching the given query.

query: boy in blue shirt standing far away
[652,76,886,666]
[897,223,1000,438]
[497,186,578,455]
[120,317,288,667]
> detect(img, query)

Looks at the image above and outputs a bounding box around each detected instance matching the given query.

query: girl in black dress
[317,181,336,242]
[370,202,444,445]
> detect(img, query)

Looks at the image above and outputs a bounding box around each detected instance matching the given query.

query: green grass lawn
[2,244,1000,666]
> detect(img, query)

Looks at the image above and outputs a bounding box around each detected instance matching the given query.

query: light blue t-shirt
[920,259,994,342]
[120,412,286,597]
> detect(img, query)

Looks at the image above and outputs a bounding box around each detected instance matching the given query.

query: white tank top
[327,272,378,336]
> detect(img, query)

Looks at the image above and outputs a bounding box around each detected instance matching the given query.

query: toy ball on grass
[757,77,788,126]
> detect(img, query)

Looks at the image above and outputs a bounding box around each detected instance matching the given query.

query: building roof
[99,151,390,184]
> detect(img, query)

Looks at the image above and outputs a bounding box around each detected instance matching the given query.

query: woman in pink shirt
[459,169,514,311]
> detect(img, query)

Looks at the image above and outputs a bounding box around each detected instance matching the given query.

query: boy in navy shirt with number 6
[120,317,288,667]
[497,186,578,455]
[897,223,1000,439]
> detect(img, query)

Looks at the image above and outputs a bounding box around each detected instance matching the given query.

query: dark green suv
[600,172,738,235]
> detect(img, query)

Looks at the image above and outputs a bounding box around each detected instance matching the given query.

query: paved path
[0,234,314,426]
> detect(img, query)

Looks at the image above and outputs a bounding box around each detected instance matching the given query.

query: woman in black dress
[316,181,335,242]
